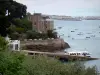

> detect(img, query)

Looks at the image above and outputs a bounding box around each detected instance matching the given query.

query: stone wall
[21,39,70,52]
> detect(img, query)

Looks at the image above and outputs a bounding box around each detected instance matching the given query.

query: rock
[21,39,70,52]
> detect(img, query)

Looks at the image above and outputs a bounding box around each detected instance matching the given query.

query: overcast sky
[15,0,100,16]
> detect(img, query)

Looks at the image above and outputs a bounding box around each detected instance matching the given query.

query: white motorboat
[64,50,91,57]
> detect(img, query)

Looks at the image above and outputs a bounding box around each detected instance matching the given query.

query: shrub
[23,55,99,75]
[0,36,25,75]
[0,52,25,75]
[0,36,8,51]
[0,36,99,75]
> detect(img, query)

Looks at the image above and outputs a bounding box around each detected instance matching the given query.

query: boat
[77,32,83,35]
[91,35,95,37]
[71,31,75,32]
[77,34,83,35]
[64,51,91,57]
[58,27,62,29]
[75,29,78,30]
[87,33,92,34]
[86,37,90,38]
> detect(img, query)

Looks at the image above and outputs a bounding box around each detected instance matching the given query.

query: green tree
[12,18,32,31]
[8,17,32,40]
[9,32,20,40]
[23,56,99,75]
[0,36,25,75]
[0,0,27,37]
[0,36,8,51]
[26,30,39,39]
[47,30,57,38]
[15,27,25,34]
[0,36,99,75]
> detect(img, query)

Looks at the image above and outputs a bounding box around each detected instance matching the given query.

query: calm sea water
[54,20,100,70]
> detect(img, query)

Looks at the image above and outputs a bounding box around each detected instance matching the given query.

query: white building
[9,40,20,51]
[5,36,20,51]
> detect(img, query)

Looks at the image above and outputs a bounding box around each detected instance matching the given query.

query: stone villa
[28,13,54,33]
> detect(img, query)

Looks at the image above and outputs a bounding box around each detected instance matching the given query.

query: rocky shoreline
[21,39,70,52]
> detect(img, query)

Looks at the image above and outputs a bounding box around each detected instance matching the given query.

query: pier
[20,50,99,61]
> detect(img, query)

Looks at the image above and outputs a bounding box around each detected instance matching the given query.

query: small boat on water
[77,32,83,35]
[87,33,92,34]
[65,51,91,57]
[91,35,95,37]
[58,27,62,29]
[75,29,78,30]
[71,31,75,32]
[77,34,83,35]
[86,37,90,38]
[68,35,70,38]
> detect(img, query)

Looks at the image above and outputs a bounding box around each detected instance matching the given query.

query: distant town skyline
[15,0,100,16]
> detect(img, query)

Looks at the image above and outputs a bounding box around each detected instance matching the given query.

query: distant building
[44,19,54,32]
[28,13,54,33]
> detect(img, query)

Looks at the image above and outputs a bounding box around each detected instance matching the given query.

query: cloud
[15,0,100,16]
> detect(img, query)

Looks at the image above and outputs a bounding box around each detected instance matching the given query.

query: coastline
[21,38,70,52]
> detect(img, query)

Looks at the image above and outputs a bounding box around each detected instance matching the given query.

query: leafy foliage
[0,36,25,75]
[0,0,27,37]
[23,56,99,75]
[26,30,48,39]
[0,52,25,75]
[12,18,32,32]
[0,36,8,51]
[0,36,99,75]
[47,30,57,39]
[26,30,57,40]
[8,18,32,40]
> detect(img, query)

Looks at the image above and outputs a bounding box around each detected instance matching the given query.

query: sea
[54,20,100,71]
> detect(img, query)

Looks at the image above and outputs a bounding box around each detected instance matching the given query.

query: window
[34,22,37,25]
[15,44,18,50]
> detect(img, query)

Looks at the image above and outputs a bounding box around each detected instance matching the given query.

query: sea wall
[21,39,70,52]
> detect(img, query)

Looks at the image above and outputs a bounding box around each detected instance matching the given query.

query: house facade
[28,13,54,33]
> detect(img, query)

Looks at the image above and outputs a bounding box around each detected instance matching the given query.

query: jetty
[20,50,99,61]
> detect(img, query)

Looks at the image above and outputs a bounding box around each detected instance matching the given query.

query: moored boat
[86,37,90,38]
[64,51,91,57]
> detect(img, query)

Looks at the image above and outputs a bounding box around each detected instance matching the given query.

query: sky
[15,0,100,16]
